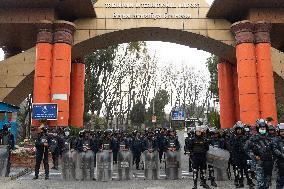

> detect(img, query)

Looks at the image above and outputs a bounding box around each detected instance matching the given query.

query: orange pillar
[232,66,240,121]
[231,20,260,125]
[218,59,236,128]
[32,20,53,126]
[50,21,76,127]
[69,58,85,128]
[255,21,278,125]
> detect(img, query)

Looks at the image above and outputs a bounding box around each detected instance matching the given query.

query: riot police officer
[61,127,75,153]
[33,124,51,180]
[185,128,194,172]
[272,123,284,189]
[112,130,120,164]
[76,129,94,152]
[245,119,273,189]
[208,128,224,187]
[143,130,158,152]
[131,131,143,170]
[0,123,15,176]
[165,129,180,151]
[230,122,254,188]
[50,129,62,170]
[188,126,210,189]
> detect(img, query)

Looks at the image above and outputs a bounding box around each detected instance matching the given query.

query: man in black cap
[33,123,51,180]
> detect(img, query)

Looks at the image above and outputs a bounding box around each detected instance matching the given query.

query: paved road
[1,131,274,189]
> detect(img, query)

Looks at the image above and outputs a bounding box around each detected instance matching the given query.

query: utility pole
[27,93,32,139]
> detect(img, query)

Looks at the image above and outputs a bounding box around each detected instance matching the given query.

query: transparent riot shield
[117,149,133,180]
[83,150,95,180]
[0,145,9,177]
[143,150,159,180]
[75,152,84,180]
[96,150,113,181]
[165,150,181,180]
[61,150,77,181]
[206,146,230,169]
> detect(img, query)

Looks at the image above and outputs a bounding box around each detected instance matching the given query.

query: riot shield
[143,150,159,180]
[83,150,95,180]
[206,146,230,169]
[75,152,84,180]
[165,150,181,180]
[96,150,113,181]
[0,145,9,177]
[61,150,77,181]
[117,150,133,180]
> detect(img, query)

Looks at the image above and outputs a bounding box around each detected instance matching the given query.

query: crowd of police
[32,125,181,181]
[1,118,284,189]
[184,119,284,189]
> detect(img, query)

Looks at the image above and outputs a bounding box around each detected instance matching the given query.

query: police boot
[236,179,244,188]
[234,168,239,187]
[210,178,217,187]
[200,170,211,189]
[192,169,198,189]
[247,178,255,189]
[208,167,217,187]
[33,175,38,180]
[200,180,211,189]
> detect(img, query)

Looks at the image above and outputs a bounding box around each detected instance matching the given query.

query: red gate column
[255,21,278,125]
[50,21,76,127]
[218,59,235,128]
[69,58,85,128]
[232,66,240,121]
[33,20,53,125]
[231,20,260,125]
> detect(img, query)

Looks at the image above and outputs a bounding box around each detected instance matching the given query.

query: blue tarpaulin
[0,102,20,142]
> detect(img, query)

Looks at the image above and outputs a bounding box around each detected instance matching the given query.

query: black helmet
[276,123,284,134]
[256,119,268,131]
[268,125,275,131]
[234,121,244,130]
[79,130,85,137]
[64,127,71,132]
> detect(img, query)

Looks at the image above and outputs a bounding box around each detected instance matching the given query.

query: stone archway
[0,0,283,127]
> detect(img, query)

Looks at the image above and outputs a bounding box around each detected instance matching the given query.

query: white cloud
[0,49,3,61]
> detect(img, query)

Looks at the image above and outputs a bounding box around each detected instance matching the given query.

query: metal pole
[27,94,32,139]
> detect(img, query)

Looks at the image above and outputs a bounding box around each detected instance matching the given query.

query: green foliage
[84,45,117,123]
[130,101,146,125]
[277,103,284,122]
[146,89,170,125]
[205,55,219,100]
[69,126,81,137]
[208,111,220,129]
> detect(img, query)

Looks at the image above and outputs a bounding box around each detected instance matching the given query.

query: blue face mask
[259,128,266,135]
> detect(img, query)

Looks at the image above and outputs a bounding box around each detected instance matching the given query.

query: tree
[208,111,220,129]
[205,54,219,100]
[277,102,284,122]
[130,101,145,127]
[17,99,30,141]
[84,45,117,125]
[146,89,170,126]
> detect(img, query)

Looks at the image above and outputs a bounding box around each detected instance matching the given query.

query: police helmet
[256,119,268,131]
[268,125,275,131]
[276,123,284,134]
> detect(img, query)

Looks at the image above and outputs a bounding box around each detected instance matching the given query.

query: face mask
[259,128,266,135]
[65,132,70,136]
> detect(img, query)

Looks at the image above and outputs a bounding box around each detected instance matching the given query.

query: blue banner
[171,111,185,121]
[32,103,58,120]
